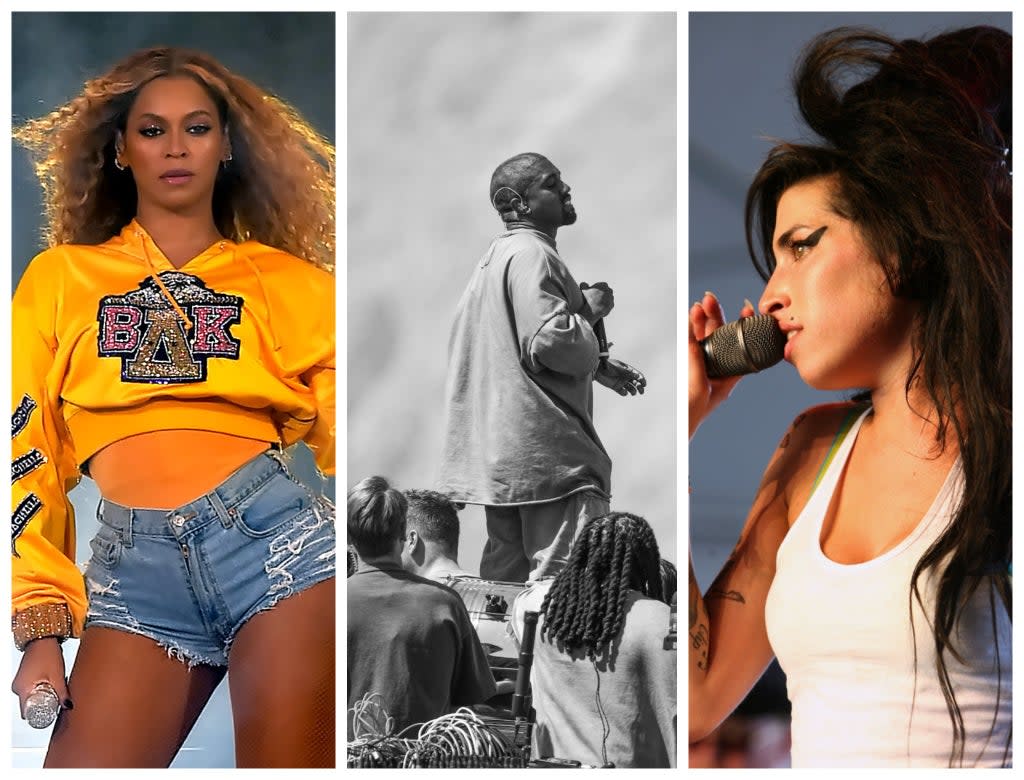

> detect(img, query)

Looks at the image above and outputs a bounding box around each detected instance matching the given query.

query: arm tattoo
[690,623,709,670]
[689,574,700,629]
[706,588,746,604]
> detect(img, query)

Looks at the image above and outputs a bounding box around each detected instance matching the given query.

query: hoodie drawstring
[131,223,280,352]
[138,234,195,332]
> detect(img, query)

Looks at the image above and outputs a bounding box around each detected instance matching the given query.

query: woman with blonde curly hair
[10,47,336,767]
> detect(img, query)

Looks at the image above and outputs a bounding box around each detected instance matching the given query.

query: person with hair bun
[511,511,677,768]
[11,47,336,767]
[688,26,1011,767]
[346,476,496,739]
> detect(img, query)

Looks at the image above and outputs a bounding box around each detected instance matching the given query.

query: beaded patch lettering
[12,493,43,556]
[97,272,243,384]
[12,449,46,483]
[12,394,37,438]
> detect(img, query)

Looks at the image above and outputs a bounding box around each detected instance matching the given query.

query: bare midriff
[88,430,272,509]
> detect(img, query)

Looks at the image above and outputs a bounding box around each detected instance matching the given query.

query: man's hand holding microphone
[580,282,647,397]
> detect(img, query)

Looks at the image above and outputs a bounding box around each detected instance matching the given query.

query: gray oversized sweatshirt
[438,228,611,506]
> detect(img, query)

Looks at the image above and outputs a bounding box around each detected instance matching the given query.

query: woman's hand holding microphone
[688,292,756,440]
[12,636,72,729]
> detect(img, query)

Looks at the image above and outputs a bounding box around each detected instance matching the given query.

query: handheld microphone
[580,282,610,368]
[25,682,60,729]
[701,314,786,378]
[593,319,609,368]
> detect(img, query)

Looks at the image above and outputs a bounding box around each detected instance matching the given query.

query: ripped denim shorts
[83,450,336,667]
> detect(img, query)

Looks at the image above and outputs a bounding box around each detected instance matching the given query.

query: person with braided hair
[510,511,676,767]
[689,23,1010,767]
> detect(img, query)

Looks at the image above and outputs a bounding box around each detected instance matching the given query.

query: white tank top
[764,406,1011,767]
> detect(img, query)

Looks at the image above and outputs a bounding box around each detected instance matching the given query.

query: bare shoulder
[777,401,863,450]
[711,402,865,588]
[773,400,869,525]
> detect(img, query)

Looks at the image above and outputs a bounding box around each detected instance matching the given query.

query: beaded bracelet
[12,603,72,651]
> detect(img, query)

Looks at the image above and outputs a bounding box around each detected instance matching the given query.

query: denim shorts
[83,450,336,667]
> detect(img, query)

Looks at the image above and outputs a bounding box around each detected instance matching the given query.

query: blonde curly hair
[14,46,335,272]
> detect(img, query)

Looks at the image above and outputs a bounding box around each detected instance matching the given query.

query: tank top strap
[810,403,871,494]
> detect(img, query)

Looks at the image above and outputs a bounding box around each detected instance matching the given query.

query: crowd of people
[17,13,1007,774]
[346,478,677,768]
[347,147,676,767]
[346,479,497,738]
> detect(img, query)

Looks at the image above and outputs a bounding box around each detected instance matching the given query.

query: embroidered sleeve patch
[12,449,47,483]
[96,271,243,384]
[12,394,37,438]
[12,493,43,557]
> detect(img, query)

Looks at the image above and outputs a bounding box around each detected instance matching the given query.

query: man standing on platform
[439,153,645,583]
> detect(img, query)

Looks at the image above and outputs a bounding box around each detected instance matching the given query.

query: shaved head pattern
[489,152,549,215]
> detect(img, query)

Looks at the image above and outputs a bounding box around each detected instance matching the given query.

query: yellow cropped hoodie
[11,220,335,649]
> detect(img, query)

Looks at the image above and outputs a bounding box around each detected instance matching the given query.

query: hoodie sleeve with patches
[11,251,88,650]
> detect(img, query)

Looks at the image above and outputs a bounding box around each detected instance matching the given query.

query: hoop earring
[114,157,125,171]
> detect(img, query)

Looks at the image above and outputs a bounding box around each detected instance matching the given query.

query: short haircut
[347,476,407,559]
[489,152,547,217]
[404,489,460,556]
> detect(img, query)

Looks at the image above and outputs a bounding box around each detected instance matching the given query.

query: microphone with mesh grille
[701,314,786,378]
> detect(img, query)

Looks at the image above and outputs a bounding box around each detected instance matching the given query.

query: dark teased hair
[744,26,1011,766]
[404,489,461,557]
[346,476,407,559]
[540,512,663,661]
